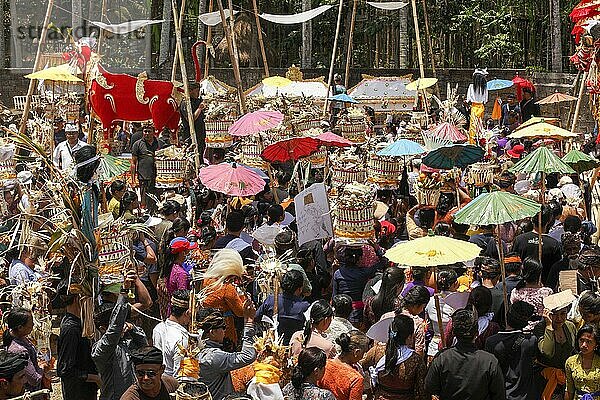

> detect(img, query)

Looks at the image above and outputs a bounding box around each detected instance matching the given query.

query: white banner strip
[89,19,164,34]
[367,2,409,10]
[198,10,237,26]
[260,5,332,25]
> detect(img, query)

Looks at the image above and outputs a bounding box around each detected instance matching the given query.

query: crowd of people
[1,69,600,400]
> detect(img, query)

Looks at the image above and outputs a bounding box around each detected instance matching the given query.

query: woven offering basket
[175,382,212,400]
[156,158,188,188]
[339,117,367,144]
[205,119,235,148]
[415,186,441,207]
[367,154,401,189]
[293,118,321,135]
[97,228,131,285]
[0,159,16,181]
[334,204,376,240]
[468,162,496,186]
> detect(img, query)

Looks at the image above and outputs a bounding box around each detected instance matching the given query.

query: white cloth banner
[367,2,409,10]
[294,183,333,246]
[260,5,332,25]
[89,20,164,34]
[198,10,237,26]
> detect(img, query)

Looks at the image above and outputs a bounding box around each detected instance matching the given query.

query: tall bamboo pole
[171,0,187,82]
[19,0,54,135]
[496,226,509,324]
[96,0,108,54]
[410,0,425,79]
[228,0,244,103]
[323,0,345,116]
[251,0,269,77]
[172,0,201,171]
[571,71,587,133]
[420,0,440,97]
[217,0,247,112]
[344,0,358,89]
[204,0,214,79]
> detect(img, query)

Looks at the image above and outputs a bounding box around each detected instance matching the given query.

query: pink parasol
[229,110,284,137]
[316,131,354,147]
[427,122,467,142]
[261,137,321,163]
[198,162,267,196]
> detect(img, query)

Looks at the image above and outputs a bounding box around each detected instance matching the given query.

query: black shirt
[57,313,98,400]
[485,331,540,400]
[131,138,160,181]
[425,342,506,400]
[520,98,540,122]
[512,231,562,285]
[55,129,67,144]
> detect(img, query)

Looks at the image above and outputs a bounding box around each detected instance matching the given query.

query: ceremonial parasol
[262,76,293,88]
[376,139,425,157]
[514,116,560,132]
[570,0,600,23]
[328,93,359,103]
[427,122,467,142]
[512,75,535,101]
[453,190,541,322]
[98,154,131,181]
[510,147,575,260]
[24,63,83,82]
[316,131,354,147]
[405,77,438,91]
[508,122,578,139]
[422,144,484,170]
[536,91,579,105]
[198,162,267,196]
[261,137,321,163]
[562,149,600,174]
[229,110,284,137]
[486,79,514,91]
[384,234,481,267]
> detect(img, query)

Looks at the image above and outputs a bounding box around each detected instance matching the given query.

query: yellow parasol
[384,233,481,267]
[262,76,292,88]
[508,122,578,139]
[514,116,560,131]
[25,63,83,82]
[405,77,438,91]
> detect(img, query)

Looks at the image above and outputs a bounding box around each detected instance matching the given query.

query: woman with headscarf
[290,300,336,358]
[365,314,427,400]
[201,249,247,348]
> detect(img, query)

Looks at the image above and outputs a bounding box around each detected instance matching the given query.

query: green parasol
[98,154,131,181]
[454,190,541,226]
[508,146,575,175]
[561,149,600,174]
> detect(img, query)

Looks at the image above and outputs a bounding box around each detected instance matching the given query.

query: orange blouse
[202,279,245,345]
[318,359,364,400]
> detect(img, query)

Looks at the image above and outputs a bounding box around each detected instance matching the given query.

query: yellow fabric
[253,363,282,384]
[491,97,502,120]
[108,198,120,219]
[565,354,600,397]
[541,367,566,400]
[179,357,200,379]
[469,102,485,144]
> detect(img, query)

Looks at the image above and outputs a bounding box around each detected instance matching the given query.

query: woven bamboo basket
[468,162,497,186]
[293,118,321,135]
[205,119,235,148]
[0,159,16,181]
[240,138,268,169]
[339,117,367,144]
[175,382,212,400]
[97,228,131,285]
[367,154,401,189]
[306,147,327,169]
[156,158,188,188]
[332,165,366,187]
[334,204,375,240]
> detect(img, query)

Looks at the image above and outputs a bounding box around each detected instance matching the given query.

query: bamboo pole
[434,293,445,349]
[323,0,345,117]
[252,0,269,77]
[204,0,214,79]
[217,0,247,113]
[420,0,440,97]
[171,0,187,82]
[172,0,201,172]
[496,226,509,324]
[410,0,425,79]
[571,71,587,133]
[344,0,358,89]
[96,0,108,54]
[538,171,545,262]
[19,0,54,135]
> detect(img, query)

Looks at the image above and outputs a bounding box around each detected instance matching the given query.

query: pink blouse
[166,263,190,298]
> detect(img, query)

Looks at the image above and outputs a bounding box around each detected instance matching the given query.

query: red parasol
[570,0,600,22]
[261,137,321,163]
[316,131,354,147]
[427,122,467,142]
[512,75,535,101]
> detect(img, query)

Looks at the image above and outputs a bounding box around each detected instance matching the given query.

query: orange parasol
[536,91,579,105]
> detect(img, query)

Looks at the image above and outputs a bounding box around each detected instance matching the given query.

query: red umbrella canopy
[428,122,467,142]
[512,75,536,101]
[316,131,354,147]
[198,162,266,196]
[261,137,321,163]
[570,0,600,22]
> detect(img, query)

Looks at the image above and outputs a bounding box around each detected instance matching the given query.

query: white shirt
[466,84,488,104]
[52,140,86,170]
[152,319,189,376]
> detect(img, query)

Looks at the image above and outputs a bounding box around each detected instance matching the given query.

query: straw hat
[543,290,576,312]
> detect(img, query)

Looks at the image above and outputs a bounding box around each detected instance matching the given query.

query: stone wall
[0,67,594,133]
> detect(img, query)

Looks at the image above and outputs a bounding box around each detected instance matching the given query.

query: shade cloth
[260,5,332,24]
[89,20,164,34]
[367,2,409,10]
[198,10,237,26]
